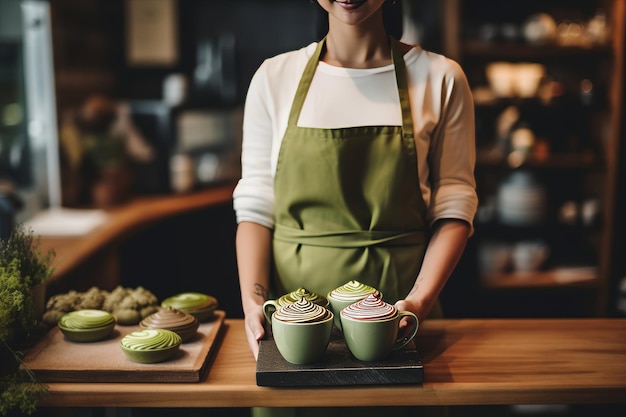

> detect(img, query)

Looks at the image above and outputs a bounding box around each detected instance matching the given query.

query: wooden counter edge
[37,386,626,408]
[35,319,626,408]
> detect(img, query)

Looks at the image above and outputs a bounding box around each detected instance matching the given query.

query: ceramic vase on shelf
[497,170,547,227]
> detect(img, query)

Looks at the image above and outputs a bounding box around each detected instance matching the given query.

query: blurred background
[0,0,625,324]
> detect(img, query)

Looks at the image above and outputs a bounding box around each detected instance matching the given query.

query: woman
[234,0,476,363]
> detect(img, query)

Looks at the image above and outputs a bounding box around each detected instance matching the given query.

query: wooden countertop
[38,318,626,408]
[39,183,236,285]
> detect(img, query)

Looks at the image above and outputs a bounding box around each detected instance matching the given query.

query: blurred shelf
[442,0,624,317]
[473,98,607,110]
[481,266,600,289]
[461,41,613,59]
[476,150,602,169]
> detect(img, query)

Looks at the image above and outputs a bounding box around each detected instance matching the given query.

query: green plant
[0,342,48,416]
[0,224,55,416]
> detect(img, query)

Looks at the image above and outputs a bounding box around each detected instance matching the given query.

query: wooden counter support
[37,318,626,408]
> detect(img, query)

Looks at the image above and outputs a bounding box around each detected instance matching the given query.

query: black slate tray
[256,331,423,387]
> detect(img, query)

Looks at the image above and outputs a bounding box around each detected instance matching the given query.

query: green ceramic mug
[270,298,334,365]
[340,295,418,362]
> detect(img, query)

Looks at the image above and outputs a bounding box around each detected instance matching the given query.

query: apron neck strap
[390,37,415,143]
[287,39,326,128]
[287,36,414,140]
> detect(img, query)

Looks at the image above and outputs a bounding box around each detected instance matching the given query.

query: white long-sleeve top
[233,42,478,232]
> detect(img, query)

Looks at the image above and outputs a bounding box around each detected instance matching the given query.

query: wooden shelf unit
[439,0,625,316]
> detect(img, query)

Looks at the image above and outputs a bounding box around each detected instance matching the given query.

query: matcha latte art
[327,280,381,302]
[341,294,397,321]
[272,298,332,323]
[278,287,329,307]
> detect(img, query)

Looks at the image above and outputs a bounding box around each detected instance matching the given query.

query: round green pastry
[161,292,218,322]
[58,309,116,342]
[120,328,182,363]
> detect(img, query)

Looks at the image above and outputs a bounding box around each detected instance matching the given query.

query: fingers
[395,299,408,312]
[246,331,260,360]
[244,311,266,360]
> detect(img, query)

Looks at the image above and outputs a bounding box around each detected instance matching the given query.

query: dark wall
[117,0,326,106]
[50,0,445,113]
[118,203,242,318]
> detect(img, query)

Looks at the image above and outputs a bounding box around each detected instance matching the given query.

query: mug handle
[262,300,279,323]
[393,311,419,351]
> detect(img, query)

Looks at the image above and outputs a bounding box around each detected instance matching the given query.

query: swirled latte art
[272,297,332,323]
[328,280,381,302]
[341,294,397,321]
[279,287,328,306]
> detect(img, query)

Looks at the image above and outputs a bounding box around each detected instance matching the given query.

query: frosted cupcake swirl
[272,297,332,323]
[328,280,381,302]
[341,294,397,321]
[278,288,328,307]
[59,309,115,329]
[120,329,182,351]
[140,307,198,331]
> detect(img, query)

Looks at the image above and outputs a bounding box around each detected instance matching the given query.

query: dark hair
[383,1,404,39]
[314,1,404,40]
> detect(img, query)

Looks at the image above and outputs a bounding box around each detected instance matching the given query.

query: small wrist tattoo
[253,283,269,300]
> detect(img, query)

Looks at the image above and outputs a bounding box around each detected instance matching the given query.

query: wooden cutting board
[256,331,424,387]
[22,310,225,383]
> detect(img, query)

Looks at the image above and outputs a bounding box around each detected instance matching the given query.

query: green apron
[272,37,428,304]
[257,38,443,417]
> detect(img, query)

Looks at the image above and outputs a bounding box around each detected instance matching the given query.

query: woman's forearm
[399,219,471,321]
[236,221,273,358]
[235,221,272,314]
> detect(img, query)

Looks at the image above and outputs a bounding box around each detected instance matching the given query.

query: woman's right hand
[244,306,266,360]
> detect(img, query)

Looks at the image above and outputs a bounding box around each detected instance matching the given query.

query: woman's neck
[322,16,391,69]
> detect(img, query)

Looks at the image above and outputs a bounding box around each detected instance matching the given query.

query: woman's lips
[334,0,366,11]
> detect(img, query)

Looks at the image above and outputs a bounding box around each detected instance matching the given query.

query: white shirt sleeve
[233,44,313,229]
[232,60,277,229]
[414,51,477,231]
